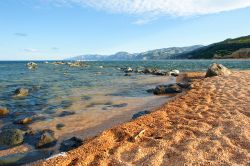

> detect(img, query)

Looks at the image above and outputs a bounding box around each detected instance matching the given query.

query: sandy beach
[35,70,250,166]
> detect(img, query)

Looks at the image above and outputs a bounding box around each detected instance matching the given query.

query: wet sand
[0,74,174,163]
[38,70,250,165]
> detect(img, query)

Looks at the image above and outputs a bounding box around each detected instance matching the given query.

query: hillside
[67,45,202,61]
[178,35,250,59]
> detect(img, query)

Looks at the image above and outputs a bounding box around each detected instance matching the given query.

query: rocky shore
[37,65,250,165]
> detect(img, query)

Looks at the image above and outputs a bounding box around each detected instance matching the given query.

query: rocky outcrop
[205,63,231,77]
[0,128,24,146]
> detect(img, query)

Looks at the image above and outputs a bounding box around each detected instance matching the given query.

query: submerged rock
[132,110,151,119]
[26,62,38,70]
[0,107,9,116]
[56,123,65,130]
[14,88,29,97]
[59,111,75,117]
[59,137,83,152]
[35,131,57,149]
[0,150,53,165]
[146,89,154,93]
[124,73,132,76]
[205,63,231,77]
[0,128,24,146]
[112,103,128,108]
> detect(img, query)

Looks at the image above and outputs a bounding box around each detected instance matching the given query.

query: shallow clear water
[0,60,249,164]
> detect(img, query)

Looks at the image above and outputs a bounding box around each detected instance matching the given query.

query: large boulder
[0,128,25,146]
[153,84,182,95]
[14,88,29,97]
[59,137,83,152]
[0,107,9,116]
[35,131,57,149]
[205,63,231,77]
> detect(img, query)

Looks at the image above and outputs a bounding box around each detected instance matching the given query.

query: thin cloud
[14,33,28,37]
[50,0,250,17]
[51,47,59,50]
[23,48,39,53]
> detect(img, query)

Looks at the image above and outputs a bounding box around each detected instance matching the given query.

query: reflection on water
[0,60,249,164]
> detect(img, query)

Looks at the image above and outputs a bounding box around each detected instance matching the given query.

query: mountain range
[67,45,202,61]
[67,35,250,60]
[178,35,250,59]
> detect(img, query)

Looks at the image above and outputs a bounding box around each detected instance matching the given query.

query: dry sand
[36,70,250,166]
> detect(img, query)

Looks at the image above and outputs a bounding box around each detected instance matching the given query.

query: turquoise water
[0,60,249,164]
[0,59,249,123]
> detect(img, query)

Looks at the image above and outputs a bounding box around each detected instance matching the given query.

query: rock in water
[124,73,132,76]
[36,131,57,149]
[143,68,158,74]
[68,61,86,67]
[56,123,65,130]
[153,85,167,95]
[153,84,182,95]
[165,84,182,93]
[169,70,180,76]
[14,88,29,97]
[14,117,33,125]
[59,137,83,152]
[26,62,38,70]
[132,110,151,119]
[0,107,9,116]
[123,67,133,73]
[205,63,231,77]
[0,128,24,146]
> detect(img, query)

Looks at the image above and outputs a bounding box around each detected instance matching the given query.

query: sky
[0,0,250,60]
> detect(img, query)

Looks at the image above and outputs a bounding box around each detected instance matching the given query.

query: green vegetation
[179,35,250,59]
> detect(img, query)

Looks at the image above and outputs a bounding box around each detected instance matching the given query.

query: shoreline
[38,69,250,165]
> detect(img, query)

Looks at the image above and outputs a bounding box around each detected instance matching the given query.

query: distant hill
[67,45,203,61]
[178,35,250,59]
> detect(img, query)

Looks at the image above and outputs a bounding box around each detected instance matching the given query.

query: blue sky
[0,0,250,60]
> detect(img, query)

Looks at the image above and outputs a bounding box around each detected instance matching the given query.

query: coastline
[37,69,250,165]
